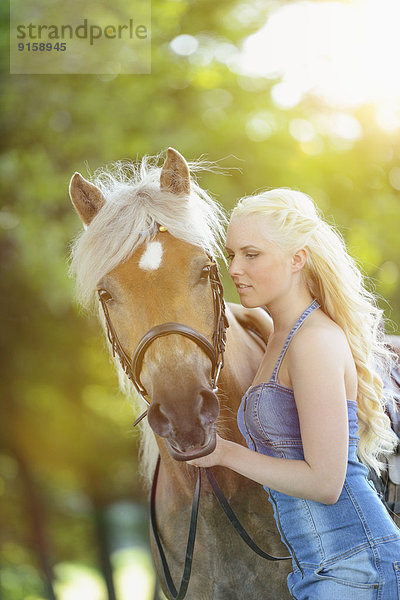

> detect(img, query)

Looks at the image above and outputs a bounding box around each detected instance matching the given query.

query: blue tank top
[237,299,400,570]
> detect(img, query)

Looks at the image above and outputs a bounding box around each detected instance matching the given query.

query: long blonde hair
[232,188,398,473]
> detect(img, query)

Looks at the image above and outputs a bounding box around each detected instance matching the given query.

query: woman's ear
[291,248,307,272]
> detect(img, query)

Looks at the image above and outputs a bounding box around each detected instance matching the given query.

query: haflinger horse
[69,148,292,599]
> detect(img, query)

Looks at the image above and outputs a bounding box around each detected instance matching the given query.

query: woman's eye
[98,289,113,302]
[246,254,259,259]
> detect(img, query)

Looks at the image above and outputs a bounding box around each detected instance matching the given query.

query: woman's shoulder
[287,309,358,401]
[288,310,351,367]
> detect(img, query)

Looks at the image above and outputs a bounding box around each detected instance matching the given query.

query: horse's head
[69,148,227,461]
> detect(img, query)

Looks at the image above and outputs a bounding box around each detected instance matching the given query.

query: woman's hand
[187,434,226,468]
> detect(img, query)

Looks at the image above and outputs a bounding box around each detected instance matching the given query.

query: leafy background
[1,0,399,598]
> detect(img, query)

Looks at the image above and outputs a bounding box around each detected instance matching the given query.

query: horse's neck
[218,316,266,443]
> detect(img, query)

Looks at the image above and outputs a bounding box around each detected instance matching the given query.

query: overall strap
[271,299,320,382]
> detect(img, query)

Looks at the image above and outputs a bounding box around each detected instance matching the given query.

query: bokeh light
[236,0,400,125]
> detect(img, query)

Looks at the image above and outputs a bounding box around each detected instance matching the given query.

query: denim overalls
[237,300,400,599]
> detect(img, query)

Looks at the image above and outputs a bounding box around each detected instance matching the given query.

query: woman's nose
[228,257,243,277]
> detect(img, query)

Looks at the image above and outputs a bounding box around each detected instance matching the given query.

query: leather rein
[98,249,290,600]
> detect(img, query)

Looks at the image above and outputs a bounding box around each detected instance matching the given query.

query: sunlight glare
[113,547,155,600]
[54,563,106,600]
[235,0,400,125]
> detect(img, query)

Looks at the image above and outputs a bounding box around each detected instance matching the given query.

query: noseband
[98,255,228,409]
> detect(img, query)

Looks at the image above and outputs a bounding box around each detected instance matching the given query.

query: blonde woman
[189,189,400,599]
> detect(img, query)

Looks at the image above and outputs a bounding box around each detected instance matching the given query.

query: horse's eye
[98,289,113,302]
[200,264,212,280]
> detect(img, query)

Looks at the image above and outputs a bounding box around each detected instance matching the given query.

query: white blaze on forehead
[139,241,164,271]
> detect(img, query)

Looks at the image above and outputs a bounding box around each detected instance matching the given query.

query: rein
[150,456,290,600]
[98,244,290,600]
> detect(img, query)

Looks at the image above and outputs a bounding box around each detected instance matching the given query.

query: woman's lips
[236,283,252,292]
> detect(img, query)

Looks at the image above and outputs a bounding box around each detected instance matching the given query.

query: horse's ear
[69,172,106,225]
[160,147,191,195]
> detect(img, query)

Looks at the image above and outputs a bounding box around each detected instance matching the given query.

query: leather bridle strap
[150,456,201,600]
[132,322,216,385]
[98,254,228,409]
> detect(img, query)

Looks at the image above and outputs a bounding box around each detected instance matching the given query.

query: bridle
[98,238,290,600]
[98,253,228,413]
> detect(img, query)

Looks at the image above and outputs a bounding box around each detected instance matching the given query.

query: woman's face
[225,214,293,308]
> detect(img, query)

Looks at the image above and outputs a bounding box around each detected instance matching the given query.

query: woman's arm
[227,302,273,343]
[189,326,350,505]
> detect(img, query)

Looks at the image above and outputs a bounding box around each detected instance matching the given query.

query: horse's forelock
[69,154,227,310]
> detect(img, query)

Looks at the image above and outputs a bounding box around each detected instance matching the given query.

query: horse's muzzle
[147,388,219,461]
[166,433,217,462]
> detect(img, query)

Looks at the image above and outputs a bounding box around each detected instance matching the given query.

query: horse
[69,148,292,599]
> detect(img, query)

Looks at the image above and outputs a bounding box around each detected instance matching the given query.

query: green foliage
[1,0,399,597]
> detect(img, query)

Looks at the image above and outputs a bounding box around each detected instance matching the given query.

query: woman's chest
[243,385,302,444]
[251,338,292,388]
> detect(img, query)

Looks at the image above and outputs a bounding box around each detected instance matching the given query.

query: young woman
[188,188,400,599]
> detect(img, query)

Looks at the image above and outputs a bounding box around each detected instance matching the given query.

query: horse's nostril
[199,390,219,425]
[147,403,173,438]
